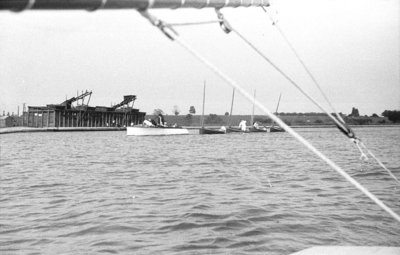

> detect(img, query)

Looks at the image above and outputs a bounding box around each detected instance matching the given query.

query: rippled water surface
[1,127,400,254]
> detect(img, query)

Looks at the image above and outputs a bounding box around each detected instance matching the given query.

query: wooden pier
[21,92,146,129]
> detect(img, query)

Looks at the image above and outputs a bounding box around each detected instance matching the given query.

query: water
[1,127,399,254]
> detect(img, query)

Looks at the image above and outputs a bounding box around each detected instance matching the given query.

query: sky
[0,0,399,117]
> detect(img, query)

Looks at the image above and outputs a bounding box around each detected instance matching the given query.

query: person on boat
[219,126,226,132]
[238,120,247,131]
[253,121,260,129]
[157,113,166,127]
[143,119,154,127]
[149,119,156,126]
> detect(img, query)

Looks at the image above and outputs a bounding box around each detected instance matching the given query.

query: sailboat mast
[227,88,235,127]
[251,89,256,125]
[201,81,206,128]
[274,93,282,114]
[271,93,282,128]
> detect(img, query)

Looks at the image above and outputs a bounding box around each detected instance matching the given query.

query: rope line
[261,6,345,124]
[354,140,369,161]
[226,22,351,137]
[139,10,400,223]
[360,142,400,185]
[260,6,399,185]
[174,35,400,223]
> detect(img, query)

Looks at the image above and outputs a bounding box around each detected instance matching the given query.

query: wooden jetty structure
[25,91,146,128]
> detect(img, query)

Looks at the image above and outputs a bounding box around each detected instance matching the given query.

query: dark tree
[382,110,400,123]
[350,107,360,117]
[189,106,196,115]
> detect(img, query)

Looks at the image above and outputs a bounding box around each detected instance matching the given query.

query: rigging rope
[261,6,346,124]
[360,142,400,185]
[258,7,399,185]
[217,10,399,185]
[222,17,353,138]
[139,9,400,223]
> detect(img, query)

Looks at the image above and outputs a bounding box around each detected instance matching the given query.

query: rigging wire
[216,9,398,186]
[360,142,400,184]
[261,6,345,124]
[138,9,400,223]
[259,6,399,185]
[219,14,353,139]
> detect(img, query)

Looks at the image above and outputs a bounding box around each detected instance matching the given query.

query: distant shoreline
[0,127,126,135]
[1,124,399,135]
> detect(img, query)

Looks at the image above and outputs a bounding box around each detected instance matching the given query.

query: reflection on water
[1,127,399,254]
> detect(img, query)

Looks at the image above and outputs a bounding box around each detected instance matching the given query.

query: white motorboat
[127,126,189,136]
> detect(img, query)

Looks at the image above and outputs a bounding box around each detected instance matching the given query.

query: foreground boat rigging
[2,0,399,253]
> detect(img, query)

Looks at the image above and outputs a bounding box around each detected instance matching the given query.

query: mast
[0,0,270,11]
[251,89,256,125]
[271,93,282,127]
[201,81,206,128]
[274,93,282,114]
[227,88,235,127]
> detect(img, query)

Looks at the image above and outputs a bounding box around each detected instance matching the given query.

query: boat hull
[199,128,226,135]
[127,126,189,136]
[269,126,285,132]
[249,127,268,133]
[227,127,247,133]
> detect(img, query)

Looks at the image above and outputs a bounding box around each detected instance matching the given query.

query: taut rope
[139,9,400,223]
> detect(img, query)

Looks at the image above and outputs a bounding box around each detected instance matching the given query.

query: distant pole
[275,93,282,114]
[228,88,235,126]
[201,81,206,128]
[251,89,256,125]
[17,105,20,116]
[23,103,26,126]
[271,93,282,128]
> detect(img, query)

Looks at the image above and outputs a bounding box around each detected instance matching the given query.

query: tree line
[382,110,400,123]
[154,106,400,124]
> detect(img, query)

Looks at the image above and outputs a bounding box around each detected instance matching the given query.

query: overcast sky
[0,0,399,116]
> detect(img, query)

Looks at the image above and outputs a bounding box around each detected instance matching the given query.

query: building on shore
[24,91,146,128]
[0,115,21,128]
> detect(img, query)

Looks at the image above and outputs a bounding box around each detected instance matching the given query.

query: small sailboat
[199,81,226,135]
[226,89,248,133]
[249,89,268,133]
[269,93,285,132]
